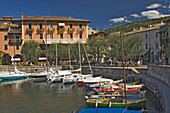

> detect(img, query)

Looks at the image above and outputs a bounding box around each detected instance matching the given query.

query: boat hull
[86,99,146,109]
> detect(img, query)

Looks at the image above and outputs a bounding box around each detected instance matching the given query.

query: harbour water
[0,79,160,113]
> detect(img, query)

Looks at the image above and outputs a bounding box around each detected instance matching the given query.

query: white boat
[0,66,32,81]
[32,68,55,82]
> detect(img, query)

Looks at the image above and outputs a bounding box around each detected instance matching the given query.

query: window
[145,43,148,49]
[79,24,82,29]
[70,34,73,39]
[167,32,169,37]
[156,43,159,49]
[79,34,82,39]
[70,24,73,29]
[156,32,158,37]
[60,34,63,39]
[145,34,148,39]
[28,23,32,29]
[15,36,20,43]
[16,45,19,50]
[49,23,53,30]
[50,34,53,39]
[4,35,8,40]
[4,45,8,50]
[29,34,32,39]
[40,34,43,39]
[39,23,43,29]
[59,26,64,29]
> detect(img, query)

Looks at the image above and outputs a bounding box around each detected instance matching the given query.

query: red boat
[93,87,140,93]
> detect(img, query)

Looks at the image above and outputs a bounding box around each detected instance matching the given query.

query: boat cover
[79,108,142,113]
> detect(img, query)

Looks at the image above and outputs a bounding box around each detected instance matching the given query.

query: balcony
[58,28,65,34]
[47,28,55,34]
[36,28,44,34]
[77,28,84,33]
[8,39,23,46]
[25,28,34,34]
[68,28,75,34]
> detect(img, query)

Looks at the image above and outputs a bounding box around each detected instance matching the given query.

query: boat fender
[84,96,88,100]
[109,101,112,107]
[114,91,120,95]
[95,100,98,108]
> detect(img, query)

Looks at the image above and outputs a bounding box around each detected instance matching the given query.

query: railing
[25,28,34,34]
[68,28,75,34]
[58,28,65,34]
[77,28,84,33]
[36,28,44,34]
[47,28,55,34]
[8,39,23,45]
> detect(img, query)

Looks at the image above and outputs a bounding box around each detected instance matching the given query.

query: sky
[0,0,170,30]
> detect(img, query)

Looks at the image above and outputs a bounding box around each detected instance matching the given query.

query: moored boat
[86,98,147,109]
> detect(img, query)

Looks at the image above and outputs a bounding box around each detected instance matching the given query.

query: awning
[59,23,65,26]
[39,57,46,61]
[11,58,21,61]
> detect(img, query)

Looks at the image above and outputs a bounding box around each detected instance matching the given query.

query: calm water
[0,80,86,113]
[0,79,160,113]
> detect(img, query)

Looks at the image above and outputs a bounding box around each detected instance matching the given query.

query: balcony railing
[77,28,84,33]
[25,28,34,34]
[68,28,75,34]
[8,39,23,45]
[58,28,65,34]
[47,28,55,34]
[36,28,44,34]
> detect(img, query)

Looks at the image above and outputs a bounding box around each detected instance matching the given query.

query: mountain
[105,16,170,34]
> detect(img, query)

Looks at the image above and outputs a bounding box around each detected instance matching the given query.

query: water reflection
[0,80,85,113]
[0,79,160,113]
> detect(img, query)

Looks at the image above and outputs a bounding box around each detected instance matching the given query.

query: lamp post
[159,46,161,63]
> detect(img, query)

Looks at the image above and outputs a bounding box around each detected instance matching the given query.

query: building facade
[125,22,170,64]
[0,14,90,64]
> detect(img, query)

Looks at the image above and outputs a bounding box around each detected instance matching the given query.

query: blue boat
[79,108,143,113]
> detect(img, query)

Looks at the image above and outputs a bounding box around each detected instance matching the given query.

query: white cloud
[130,14,141,18]
[162,6,167,8]
[146,3,162,9]
[141,10,170,19]
[109,17,125,23]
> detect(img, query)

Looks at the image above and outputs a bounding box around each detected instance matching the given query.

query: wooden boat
[85,90,146,100]
[86,98,147,109]
[89,83,143,90]
[92,87,140,93]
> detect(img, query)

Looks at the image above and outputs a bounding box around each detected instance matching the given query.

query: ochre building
[0,13,90,64]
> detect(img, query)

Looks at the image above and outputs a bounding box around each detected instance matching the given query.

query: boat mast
[45,17,48,71]
[120,32,127,109]
[56,40,58,70]
[68,42,71,71]
[78,41,82,74]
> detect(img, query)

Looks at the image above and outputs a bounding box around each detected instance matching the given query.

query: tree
[86,36,108,62]
[106,32,144,62]
[21,41,39,64]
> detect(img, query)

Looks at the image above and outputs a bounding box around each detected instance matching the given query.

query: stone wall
[147,65,170,86]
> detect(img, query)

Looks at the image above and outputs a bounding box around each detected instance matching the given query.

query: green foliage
[21,40,39,63]
[105,16,170,33]
[86,32,144,62]
[86,36,109,61]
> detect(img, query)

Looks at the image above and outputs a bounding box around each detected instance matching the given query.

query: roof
[22,16,90,22]
[125,23,166,36]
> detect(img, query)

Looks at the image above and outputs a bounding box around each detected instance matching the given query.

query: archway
[2,54,11,65]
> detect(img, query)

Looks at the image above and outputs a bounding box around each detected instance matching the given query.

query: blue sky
[0,0,170,30]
